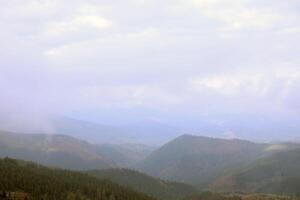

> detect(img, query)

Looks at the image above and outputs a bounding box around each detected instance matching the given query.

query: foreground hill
[88,168,197,200]
[0,157,156,200]
[211,148,300,194]
[138,135,298,187]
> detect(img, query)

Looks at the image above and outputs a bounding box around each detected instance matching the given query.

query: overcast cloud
[0,0,299,139]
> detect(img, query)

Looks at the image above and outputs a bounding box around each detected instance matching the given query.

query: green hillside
[211,148,300,195]
[88,168,197,200]
[0,157,156,200]
[138,135,268,187]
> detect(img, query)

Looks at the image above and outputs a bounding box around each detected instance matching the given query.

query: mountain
[210,148,300,194]
[138,135,295,187]
[88,168,197,200]
[0,157,156,200]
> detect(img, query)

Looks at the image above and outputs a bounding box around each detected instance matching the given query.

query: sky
[0,0,299,140]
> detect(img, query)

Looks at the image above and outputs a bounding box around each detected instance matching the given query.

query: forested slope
[0,157,156,200]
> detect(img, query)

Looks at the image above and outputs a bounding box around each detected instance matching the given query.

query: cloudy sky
[0,0,299,139]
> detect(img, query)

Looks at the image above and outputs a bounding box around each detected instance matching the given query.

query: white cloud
[278,27,300,35]
[43,25,161,63]
[43,15,112,37]
[190,73,263,95]
[189,67,300,99]
[179,0,280,31]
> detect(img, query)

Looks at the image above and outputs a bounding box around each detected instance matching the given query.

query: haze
[0,0,299,142]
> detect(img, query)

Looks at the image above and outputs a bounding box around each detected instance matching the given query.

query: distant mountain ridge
[0,116,180,145]
[50,117,128,144]
[0,130,153,170]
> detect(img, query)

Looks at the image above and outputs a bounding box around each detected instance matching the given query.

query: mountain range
[0,130,154,170]
[0,129,300,199]
[1,113,300,145]
[5,116,181,146]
